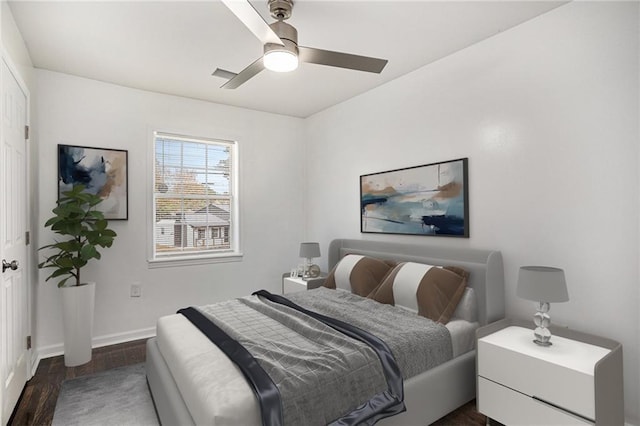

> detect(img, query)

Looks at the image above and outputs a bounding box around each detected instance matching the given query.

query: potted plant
[38,184,117,366]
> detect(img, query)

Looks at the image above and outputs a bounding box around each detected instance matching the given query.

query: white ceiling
[9,1,566,118]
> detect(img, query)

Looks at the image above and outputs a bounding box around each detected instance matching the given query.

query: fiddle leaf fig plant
[38,185,117,288]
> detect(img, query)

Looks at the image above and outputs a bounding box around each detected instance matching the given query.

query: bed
[146,238,504,425]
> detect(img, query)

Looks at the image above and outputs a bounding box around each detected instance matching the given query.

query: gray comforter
[287,287,453,379]
[198,287,452,425]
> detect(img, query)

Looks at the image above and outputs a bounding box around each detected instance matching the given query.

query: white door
[0,57,29,425]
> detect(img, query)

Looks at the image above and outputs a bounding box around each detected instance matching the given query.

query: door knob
[2,259,18,273]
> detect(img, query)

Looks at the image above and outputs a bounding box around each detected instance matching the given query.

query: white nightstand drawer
[478,326,609,420]
[478,377,592,426]
[282,275,326,294]
[283,277,307,294]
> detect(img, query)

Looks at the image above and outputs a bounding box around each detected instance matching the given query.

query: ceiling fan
[213,0,388,89]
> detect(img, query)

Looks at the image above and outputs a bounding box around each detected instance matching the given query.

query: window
[151,132,240,265]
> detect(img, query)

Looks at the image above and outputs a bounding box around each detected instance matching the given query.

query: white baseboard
[29,350,39,378]
[31,327,156,376]
[90,326,157,349]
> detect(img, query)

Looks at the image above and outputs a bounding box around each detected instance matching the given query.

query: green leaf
[88,197,103,207]
[96,236,114,247]
[101,229,117,237]
[44,216,63,227]
[71,257,88,269]
[84,231,101,244]
[75,192,92,202]
[56,257,74,268]
[87,211,104,220]
[80,245,98,261]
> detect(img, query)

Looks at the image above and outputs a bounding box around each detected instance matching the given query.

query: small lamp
[517,266,569,347]
[299,242,321,278]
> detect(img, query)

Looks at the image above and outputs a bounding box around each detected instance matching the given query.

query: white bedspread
[446,318,479,357]
[156,314,262,426]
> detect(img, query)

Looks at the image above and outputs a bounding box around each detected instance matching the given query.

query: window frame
[148,130,242,268]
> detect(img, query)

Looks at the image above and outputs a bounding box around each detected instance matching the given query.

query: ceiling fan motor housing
[269,20,297,45]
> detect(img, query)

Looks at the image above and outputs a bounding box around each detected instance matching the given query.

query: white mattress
[156,309,478,426]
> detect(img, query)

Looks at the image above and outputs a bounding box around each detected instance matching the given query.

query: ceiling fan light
[264,49,298,72]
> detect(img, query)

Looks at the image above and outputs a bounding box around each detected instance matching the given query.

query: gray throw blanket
[198,287,452,425]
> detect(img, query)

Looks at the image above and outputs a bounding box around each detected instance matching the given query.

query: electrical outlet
[130,283,142,298]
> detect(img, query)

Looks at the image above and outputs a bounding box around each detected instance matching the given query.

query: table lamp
[516,266,569,347]
[299,242,321,278]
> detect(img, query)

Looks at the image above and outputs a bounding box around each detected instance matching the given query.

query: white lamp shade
[299,242,320,259]
[517,266,569,303]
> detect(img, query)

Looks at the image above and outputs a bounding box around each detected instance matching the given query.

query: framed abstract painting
[58,144,129,220]
[360,158,468,237]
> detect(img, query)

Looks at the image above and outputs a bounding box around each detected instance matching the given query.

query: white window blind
[153,132,237,261]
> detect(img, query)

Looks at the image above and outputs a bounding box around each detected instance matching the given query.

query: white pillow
[452,287,477,322]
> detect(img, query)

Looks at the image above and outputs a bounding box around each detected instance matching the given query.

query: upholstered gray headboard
[327,239,505,326]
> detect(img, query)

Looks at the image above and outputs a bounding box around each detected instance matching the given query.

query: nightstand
[282,274,326,294]
[476,319,623,426]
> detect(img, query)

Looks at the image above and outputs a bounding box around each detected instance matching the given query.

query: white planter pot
[60,282,96,367]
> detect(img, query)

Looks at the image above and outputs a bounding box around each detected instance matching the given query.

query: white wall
[35,70,306,352]
[305,2,639,424]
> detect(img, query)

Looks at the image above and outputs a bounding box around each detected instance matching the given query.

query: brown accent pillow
[368,262,469,324]
[323,255,396,297]
[366,265,401,302]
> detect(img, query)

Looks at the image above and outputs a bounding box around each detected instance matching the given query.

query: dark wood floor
[8,338,485,426]
[432,400,486,426]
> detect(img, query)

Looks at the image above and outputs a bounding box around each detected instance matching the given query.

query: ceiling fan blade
[220,0,283,46]
[212,68,238,80]
[299,46,388,74]
[220,57,265,89]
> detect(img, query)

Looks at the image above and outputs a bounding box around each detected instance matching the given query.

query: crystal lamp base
[532,302,553,346]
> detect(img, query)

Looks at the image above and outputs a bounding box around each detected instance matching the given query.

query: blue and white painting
[58,144,128,220]
[360,158,468,237]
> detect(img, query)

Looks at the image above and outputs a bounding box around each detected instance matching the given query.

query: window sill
[147,252,243,269]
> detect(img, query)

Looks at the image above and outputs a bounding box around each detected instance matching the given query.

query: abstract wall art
[58,144,128,220]
[360,158,468,237]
